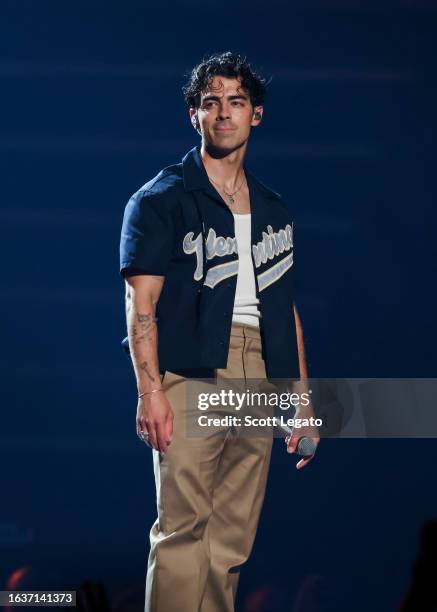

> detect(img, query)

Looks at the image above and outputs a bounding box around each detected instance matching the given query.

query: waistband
[230,321,261,340]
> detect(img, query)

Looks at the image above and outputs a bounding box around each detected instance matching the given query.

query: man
[119,51,319,612]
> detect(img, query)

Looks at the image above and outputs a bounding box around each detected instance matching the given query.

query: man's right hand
[136,391,174,454]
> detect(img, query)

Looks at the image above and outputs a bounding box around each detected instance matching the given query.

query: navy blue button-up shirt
[120,144,300,381]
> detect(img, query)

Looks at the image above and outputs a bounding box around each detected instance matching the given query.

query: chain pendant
[229,195,234,205]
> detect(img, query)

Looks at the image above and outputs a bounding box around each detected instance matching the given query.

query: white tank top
[232,213,261,327]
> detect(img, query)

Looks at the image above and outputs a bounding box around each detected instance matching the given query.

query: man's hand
[289,304,318,468]
[284,378,320,469]
[136,391,174,455]
[285,425,320,470]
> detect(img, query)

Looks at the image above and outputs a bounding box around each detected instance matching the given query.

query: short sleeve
[119,189,175,278]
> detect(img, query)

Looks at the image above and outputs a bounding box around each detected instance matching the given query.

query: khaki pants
[145,322,273,612]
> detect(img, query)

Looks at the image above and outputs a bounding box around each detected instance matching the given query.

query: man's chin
[203,138,247,159]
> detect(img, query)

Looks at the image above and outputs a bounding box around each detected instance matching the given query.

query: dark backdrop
[1,1,436,610]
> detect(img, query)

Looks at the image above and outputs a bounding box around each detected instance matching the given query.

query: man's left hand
[285,423,320,470]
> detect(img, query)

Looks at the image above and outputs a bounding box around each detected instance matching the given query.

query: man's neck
[200,142,247,190]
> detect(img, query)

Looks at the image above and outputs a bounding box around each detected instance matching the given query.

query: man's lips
[214,126,236,132]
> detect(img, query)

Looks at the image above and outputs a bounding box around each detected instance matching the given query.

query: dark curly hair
[182,51,269,110]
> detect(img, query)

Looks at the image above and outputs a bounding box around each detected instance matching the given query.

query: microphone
[296,436,317,457]
[279,423,317,457]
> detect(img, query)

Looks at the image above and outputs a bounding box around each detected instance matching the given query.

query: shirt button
[219,340,225,346]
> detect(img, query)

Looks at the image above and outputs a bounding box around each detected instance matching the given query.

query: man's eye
[232,101,243,106]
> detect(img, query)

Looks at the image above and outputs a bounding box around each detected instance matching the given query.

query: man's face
[189,75,263,153]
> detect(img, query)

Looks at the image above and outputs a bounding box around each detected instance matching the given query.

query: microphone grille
[297,437,317,457]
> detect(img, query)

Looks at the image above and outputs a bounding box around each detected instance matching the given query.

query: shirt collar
[181,144,282,201]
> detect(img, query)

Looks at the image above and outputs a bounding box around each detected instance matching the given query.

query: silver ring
[138,430,149,440]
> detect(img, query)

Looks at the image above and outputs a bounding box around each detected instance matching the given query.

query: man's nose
[217,104,231,120]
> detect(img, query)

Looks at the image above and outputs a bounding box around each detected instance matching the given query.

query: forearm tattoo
[128,311,159,382]
[135,312,157,343]
[139,360,155,382]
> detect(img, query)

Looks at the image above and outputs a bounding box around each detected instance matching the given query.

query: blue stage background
[1,1,436,610]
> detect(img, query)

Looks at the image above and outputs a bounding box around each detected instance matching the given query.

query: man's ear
[251,106,263,126]
[189,108,200,132]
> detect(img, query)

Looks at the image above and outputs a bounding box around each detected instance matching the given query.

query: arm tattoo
[129,312,159,382]
[135,312,158,344]
[139,360,155,382]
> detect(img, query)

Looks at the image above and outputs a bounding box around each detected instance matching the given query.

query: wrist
[138,388,164,400]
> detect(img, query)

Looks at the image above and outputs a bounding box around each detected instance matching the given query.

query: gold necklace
[208,174,246,205]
